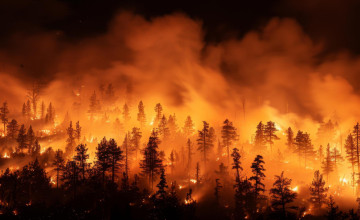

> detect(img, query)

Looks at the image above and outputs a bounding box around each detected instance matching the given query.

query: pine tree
[231,148,243,181]
[96,137,111,184]
[27,83,40,118]
[187,139,193,172]
[41,101,45,119]
[155,168,168,200]
[0,102,9,135]
[137,101,146,128]
[169,150,176,174]
[26,125,35,154]
[16,124,27,153]
[46,102,55,124]
[22,102,27,118]
[302,133,315,167]
[183,116,195,137]
[6,119,19,139]
[196,162,200,184]
[108,138,123,184]
[286,127,294,151]
[130,127,142,160]
[122,134,130,176]
[61,160,79,199]
[158,115,170,140]
[73,144,89,180]
[53,150,65,189]
[331,147,344,169]
[345,134,357,192]
[353,123,360,181]
[31,139,41,157]
[214,179,222,205]
[75,121,81,142]
[26,99,32,118]
[254,122,266,150]
[66,121,76,155]
[309,170,328,210]
[154,103,163,125]
[249,155,266,201]
[318,145,324,162]
[270,172,297,218]
[221,119,238,164]
[234,177,252,220]
[88,91,100,119]
[322,144,335,182]
[167,114,177,136]
[264,121,279,153]
[326,195,341,220]
[197,121,215,168]
[123,103,130,123]
[140,132,163,190]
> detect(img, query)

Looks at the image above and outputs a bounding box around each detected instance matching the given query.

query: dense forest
[0,83,358,220]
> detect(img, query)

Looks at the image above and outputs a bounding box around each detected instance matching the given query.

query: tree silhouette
[108,138,123,184]
[40,101,45,119]
[264,121,279,153]
[331,147,344,169]
[234,177,252,220]
[122,134,130,176]
[183,116,195,137]
[353,123,360,182]
[270,172,297,218]
[27,83,40,118]
[326,195,342,220]
[61,160,79,199]
[66,121,76,155]
[214,179,222,205]
[309,170,328,210]
[137,101,146,128]
[130,127,142,160]
[186,139,194,173]
[231,148,243,182]
[123,103,130,123]
[196,162,200,184]
[221,119,238,164]
[6,119,18,140]
[154,103,163,126]
[322,144,334,182]
[75,121,81,142]
[73,144,89,181]
[140,132,163,190]
[345,134,357,192]
[254,121,266,150]
[16,124,27,153]
[169,150,175,174]
[286,127,294,151]
[96,137,111,184]
[158,115,170,140]
[88,91,100,119]
[155,168,168,201]
[26,125,35,154]
[45,102,55,124]
[31,139,41,157]
[0,102,9,135]
[53,149,65,189]
[249,155,266,203]
[197,121,215,168]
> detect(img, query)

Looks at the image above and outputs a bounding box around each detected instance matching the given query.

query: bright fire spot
[50,177,56,185]
[339,177,348,184]
[216,157,220,161]
[190,179,197,184]
[149,120,154,126]
[76,93,80,96]
[275,123,282,131]
[40,148,46,154]
[2,153,10,158]
[179,185,183,189]
[292,186,298,192]
[41,129,51,135]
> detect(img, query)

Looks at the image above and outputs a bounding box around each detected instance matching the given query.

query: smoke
[0,11,360,138]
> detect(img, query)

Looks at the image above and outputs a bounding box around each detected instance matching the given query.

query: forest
[0,82,358,220]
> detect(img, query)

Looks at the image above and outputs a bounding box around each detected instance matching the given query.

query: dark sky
[1,0,360,54]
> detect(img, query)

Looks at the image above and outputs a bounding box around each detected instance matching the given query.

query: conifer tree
[322,144,335,182]
[88,91,100,119]
[123,103,130,123]
[196,162,200,184]
[0,102,9,135]
[26,125,35,154]
[167,114,178,136]
[221,119,238,164]
[187,139,193,172]
[231,148,243,181]
[46,102,55,124]
[270,172,297,218]
[286,127,294,151]
[326,195,342,220]
[234,177,252,220]
[158,115,170,140]
[130,127,142,160]
[183,116,195,137]
[53,150,65,189]
[75,121,81,142]
[331,147,344,169]
[6,119,18,139]
[302,133,315,167]
[140,132,163,190]
[214,179,222,205]
[61,160,79,199]
[353,123,360,179]
[169,150,175,174]
[66,121,76,155]
[345,134,357,191]
[108,138,123,184]
[197,121,215,168]
[96,137,111,184]
[264,121,279,153]
[154,103,163,125]
[249,155,266,201]
[155,168,168,201]
[137,101,146,128]
[31,139,41,157]
[73,144,89,180]
[26,99,32,118]
[41,101,45,119]
[254,121,266,150]
[122,134,130,176]
[27,83,40,118]
[16,124,27,153]
[309,170,328,210]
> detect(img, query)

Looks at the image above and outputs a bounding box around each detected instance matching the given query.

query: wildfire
[339,177,348,185]
[190,179,197,184]
[41,129,51,135]
[50,177,56,185]
[291,186,298,192]
[2,153,10,158]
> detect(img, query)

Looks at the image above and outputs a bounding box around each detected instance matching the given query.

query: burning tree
[6,119,19,140]
[345,134,357,191]
[27,83,40,118]
[137,101,146,128]
[286,127,294,151]
[221,119,238,164]
[322,144,335,182]
[254,121,266,150]
[183,116,194,137]
[130,127,142,160]
[73,144,89,180]
[53,149,65,189]
[0,102,9,135]
[65,121,76,155]
[16,124,27,153]
[264,121,279,153]
[154,103,163,125]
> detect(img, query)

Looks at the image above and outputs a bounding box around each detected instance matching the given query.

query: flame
[2,153,10,158]
[190,179,197,184]
[291,186,298,192]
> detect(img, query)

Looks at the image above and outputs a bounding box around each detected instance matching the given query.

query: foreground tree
[231,148,243,181]
[309,170,328,210]
[254,122,266,150]
[6,119,19,139]
[140,132,163,190]
[221,119,238,164]
[107,138,123,184]
[197,121,215,168]
[249,155,266,203]
[53,150,65,188]
[73,144,89,180]
[270,172,297,218]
